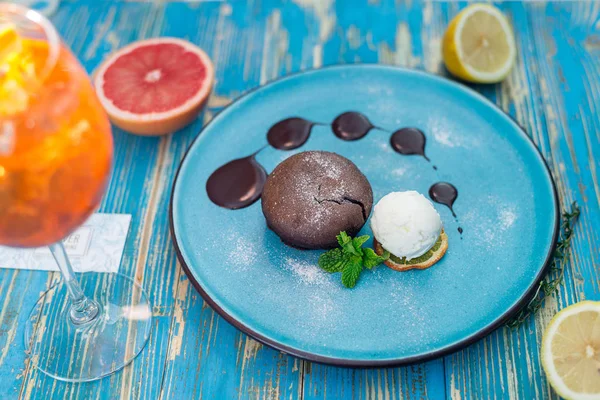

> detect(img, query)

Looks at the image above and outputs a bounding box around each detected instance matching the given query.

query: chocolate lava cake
[262,151,373,249]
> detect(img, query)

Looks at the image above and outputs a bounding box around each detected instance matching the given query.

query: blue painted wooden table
[1,0,599,398]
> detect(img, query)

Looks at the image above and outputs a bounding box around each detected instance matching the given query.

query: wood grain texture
[0,1,598,399]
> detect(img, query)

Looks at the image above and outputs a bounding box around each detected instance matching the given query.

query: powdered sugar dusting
[386,277,428,340]
[377,139,393,153]
[433,127,456,147]
[307,293,336,323]
[308,151,343,179]
[284,257,333,286]
[429,117,480,149]
[391,167,406,177]
[483,227,497,243]
[227,234,258,270]
[463,196,519,249]
[500,208,517,229]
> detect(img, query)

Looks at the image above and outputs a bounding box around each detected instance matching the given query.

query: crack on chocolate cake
[341,196,368,221]
[313,183,368,222]
[313,196,368,222]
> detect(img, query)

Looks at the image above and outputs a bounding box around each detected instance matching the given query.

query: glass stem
[49,242,100,325]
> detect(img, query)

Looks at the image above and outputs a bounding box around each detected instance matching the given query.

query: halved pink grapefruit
[94,37,214,136]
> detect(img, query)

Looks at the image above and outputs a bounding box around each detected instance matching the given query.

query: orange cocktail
[0,26,113,247]
[2,6,151,383]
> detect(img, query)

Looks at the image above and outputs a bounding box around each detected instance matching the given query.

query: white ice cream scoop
[370,191,442,260]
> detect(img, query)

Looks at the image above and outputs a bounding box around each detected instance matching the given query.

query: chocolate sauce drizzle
[205,153,267,210]
[332,112,374,141]
[390,128,429,161]
[428,182,458,217]
[267,117,316,150]
[206,111,461,235]
[428,182,462,235]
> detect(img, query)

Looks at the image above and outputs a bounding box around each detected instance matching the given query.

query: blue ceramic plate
[170,65,558,366]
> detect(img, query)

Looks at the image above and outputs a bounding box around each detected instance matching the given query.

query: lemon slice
[373,231,449,272]
[541,301,600,400]
[442,4,516,83]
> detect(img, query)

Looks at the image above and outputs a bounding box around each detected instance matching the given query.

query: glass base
[24,273,152,382]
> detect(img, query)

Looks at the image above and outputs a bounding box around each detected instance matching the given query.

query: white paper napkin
[0,213,131,273]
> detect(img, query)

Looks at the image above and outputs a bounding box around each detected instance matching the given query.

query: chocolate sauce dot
[332,112,374,141]
[429,182,458,217]
[206,155,267,209]
[267,117,315,150]
[390,128,429,161]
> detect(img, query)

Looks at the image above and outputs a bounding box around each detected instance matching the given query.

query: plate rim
[169,64,560,368]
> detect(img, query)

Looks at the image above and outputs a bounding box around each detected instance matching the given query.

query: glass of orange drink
[0,4,151,382]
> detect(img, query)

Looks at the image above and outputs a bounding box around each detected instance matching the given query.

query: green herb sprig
[318,232,389,288]
[506,202,580,328]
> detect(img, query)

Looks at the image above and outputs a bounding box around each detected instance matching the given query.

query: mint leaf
[363,248,389,269]
[319,232,386,288]
[352,235,370,255]
[318,248,348,273]
[337,231,351,247]
[341,256,363,288]
[337,231,359,256]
